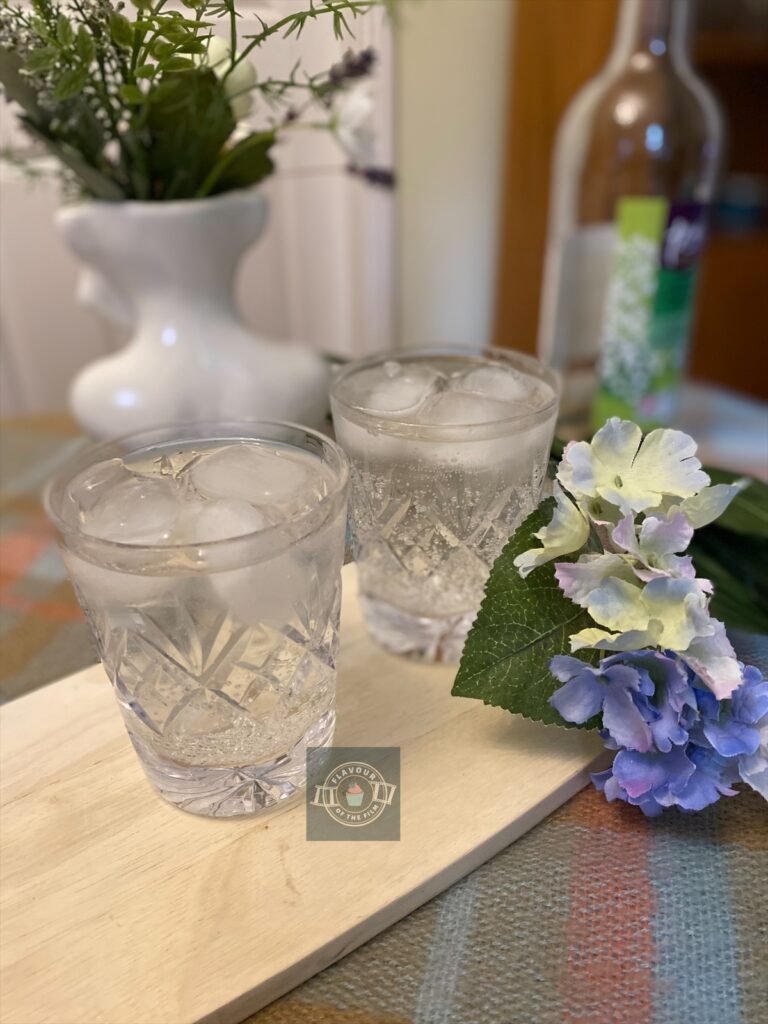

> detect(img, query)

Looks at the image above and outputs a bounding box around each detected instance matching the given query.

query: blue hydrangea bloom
[550,652,768,815]
[550,651,696,754]
[697,664,768,799]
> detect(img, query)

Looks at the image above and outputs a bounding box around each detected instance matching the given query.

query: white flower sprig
[514,418,747,699]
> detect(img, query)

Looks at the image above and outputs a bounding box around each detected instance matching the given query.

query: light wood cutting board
[0,564,602,1024]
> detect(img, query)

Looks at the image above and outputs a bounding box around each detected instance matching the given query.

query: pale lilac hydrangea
[514,417,748,698]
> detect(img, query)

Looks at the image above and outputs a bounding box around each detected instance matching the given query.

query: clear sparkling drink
[331,349,559,662]
[46,423,348,817]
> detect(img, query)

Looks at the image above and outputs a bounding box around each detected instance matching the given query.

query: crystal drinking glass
[330,348,559,662]
[45,421,349,817]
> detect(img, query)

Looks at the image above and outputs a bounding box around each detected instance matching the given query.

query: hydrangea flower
[679,621,743,700]
[507,417,762,815]
[514,418,746,699]
[549,655,655,752]
[662,481,746,529]
[611,512,695,581]
[557,418,709,515]
[564,577,743,698]
[550,651,697,754]
[553,553,637,605]
[551,651,768,815]
[514,483,589,577]
[696,663,768,797]
[594,745,739,816]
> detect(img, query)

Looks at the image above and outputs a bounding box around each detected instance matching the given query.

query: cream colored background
[397,0,513,350]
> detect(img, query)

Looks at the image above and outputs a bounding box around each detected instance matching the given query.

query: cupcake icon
[345,781,364,808]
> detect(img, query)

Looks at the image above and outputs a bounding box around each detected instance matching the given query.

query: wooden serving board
[0,565,602,1024]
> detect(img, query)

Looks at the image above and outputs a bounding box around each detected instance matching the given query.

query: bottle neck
[610,0,693,69]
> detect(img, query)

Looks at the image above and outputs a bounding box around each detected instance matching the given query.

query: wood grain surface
[0,565,602,1024]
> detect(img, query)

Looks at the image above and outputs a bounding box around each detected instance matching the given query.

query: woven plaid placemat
[1,416,765,1024]
[0,416,94,704]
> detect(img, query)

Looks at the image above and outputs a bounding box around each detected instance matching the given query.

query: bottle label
[592,196,706,429]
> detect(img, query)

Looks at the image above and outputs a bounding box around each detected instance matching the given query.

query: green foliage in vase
[0,0,390,200]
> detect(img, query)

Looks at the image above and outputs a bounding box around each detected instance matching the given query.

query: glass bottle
[538,0,723,435]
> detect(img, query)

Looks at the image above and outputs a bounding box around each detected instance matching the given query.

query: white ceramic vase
[57,190,330,438]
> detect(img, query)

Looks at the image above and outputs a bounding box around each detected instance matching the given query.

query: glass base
[359,594,476,664]
[129,708,336,818]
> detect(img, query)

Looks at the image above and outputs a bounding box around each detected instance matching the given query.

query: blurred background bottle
[538,0,724,436]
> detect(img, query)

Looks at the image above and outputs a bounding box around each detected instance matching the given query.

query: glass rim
[329,346,560,436]
[44,418,349,562]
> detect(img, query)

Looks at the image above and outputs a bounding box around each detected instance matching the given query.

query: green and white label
[593,196,706,429]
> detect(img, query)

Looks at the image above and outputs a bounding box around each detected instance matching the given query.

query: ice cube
[448,364,550,411]
[62,549,172,609]
[180,497,299,627]
[416,391,510,426]
[79,473,180,545]
[178,497,271,544]
[126,447,203,480]
[61,458,133,528]
[348,362,444,416]
[61,460,180,606]
[188,443,317,511]
[211,553,301,629]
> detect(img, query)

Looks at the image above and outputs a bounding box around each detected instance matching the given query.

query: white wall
[396,0,514,349]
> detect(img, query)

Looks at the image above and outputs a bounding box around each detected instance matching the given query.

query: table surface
[1,412,766,1024]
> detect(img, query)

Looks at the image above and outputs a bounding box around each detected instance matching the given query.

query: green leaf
[703,467,768,538]
[76,27,96,65]
[56,14,74,47]
[690,520,768,635]
[110,13,134,49]
[0,49,44,115]
[452,499,598,725]
[134,69,235,199]
[119,84,145,104]
[134,64,156,79]
[198,130,276,196]
[159,56,196,71]
[692,546,768,635]
[53,66,88,101]
[176,39,207,55]
[150,40,174,59]
[550,436,566,462]
[24,46,59,73]
[158,23,190,44]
